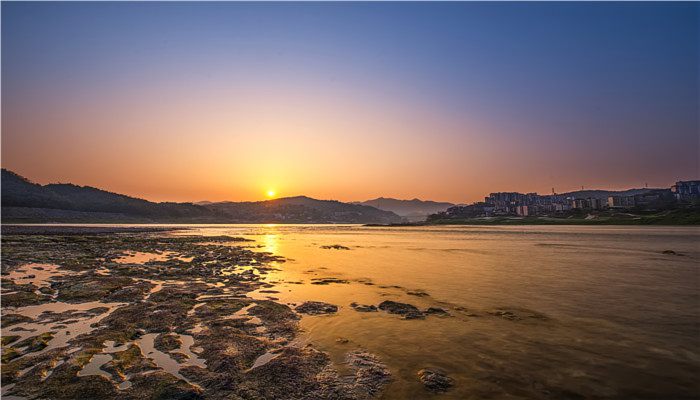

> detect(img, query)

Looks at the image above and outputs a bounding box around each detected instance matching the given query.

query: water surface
[4,224,698,399]
[173,224,700,399]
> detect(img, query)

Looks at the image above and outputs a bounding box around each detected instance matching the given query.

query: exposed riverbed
[2,224,699,399]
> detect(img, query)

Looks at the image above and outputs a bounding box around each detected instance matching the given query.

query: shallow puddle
[4,301,125,359]
[248,350,280,371]
[114,251,191,264]
[232,303,263,326]
[5,264,70,289]
[77,353,114,379]
[136,333,206,383]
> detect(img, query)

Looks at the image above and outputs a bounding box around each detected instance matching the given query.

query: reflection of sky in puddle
[77,334,206,388]
[137,333,206,383]
[247,350,280,371]
[78,341,129,379]
[114,251,193,264]
[5,264,71,290]
[5,301,125,358]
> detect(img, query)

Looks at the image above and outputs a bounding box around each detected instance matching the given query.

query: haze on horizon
[2,2,698,203]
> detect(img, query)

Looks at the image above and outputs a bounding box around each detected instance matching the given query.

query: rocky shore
[1,228,393,399]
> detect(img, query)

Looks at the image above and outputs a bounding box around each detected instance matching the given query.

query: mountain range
[1,169,401,224]
[353,197,454,221]
[1,169,664,224]
[199,197,401,224]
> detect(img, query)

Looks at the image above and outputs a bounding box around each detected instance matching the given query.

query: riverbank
[0,228,392,399]
[370,207,700,226]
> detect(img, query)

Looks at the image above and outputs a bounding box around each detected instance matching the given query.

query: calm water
[170,224,700,399]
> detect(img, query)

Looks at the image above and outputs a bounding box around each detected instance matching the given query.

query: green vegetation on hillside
[423,208,700,226]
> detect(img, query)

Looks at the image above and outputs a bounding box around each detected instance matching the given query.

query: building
[671,181,700,202]
[589,198,606,210]
[571,198,588,209]
[572,197,607,210]
[554,203,571,212]
[633,189,674,209]
[439,202,495,219]
[432,181,691,221]
[608,196,635,209]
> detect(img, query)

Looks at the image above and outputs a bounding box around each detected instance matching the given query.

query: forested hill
[1,169,220,222]
[1,169,402,224]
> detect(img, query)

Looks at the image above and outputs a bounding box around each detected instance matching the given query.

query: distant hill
[203,196,402,224]
[1,169,401,224]
[1,169,222,223]
[354,197,454,221]
[561,188,659,199]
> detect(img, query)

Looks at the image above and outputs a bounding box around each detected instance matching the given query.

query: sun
[266,190,276,198]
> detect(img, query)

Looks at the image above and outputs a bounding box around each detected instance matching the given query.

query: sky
[2,2,698,203]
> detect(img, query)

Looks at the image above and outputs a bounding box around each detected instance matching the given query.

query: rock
[350,302,378,312]
[491,310,520,321]
[1,335,20,346]
[128,371,203,399]
[3,291,47,308]
[425,307,450,317]
[14,332,54,354]
[154,333,182,352]
[2,347,20,363]
[335,338,349,344]
[489,308,549,322]
[417,368,454,393]
[319,245,351,250]
[170,352,189,363]
[310,277,350,285]
[662,250,685,256]
[1,314,33,328]
[295,301,339,315]
[407,290,429,297]
[346,351,392,397]
[378,300,424,319]
[102,344,158,377]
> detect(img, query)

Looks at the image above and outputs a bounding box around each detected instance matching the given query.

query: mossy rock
[104,344,157,378]
[3,291,47,307]
[194,299,248,319]
[2,335,21,346]
[1,314,33,328]
[2,347,20,363]
[15,332,55,354]
[154,333,182,352]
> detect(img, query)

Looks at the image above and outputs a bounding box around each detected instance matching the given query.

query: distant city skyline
[2,2,698,203]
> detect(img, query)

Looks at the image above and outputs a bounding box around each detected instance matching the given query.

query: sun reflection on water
[261,225,280,254]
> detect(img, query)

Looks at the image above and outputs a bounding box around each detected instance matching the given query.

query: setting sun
[266,190,276,198]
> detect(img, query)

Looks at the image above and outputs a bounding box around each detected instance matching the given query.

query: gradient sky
[2,2,698,203]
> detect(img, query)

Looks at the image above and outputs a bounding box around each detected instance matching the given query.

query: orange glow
[1,3,696,205]
[1,58,689,204]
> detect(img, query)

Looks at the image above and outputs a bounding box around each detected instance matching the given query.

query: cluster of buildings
[434,180,700,219]
[672,180,700,202]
